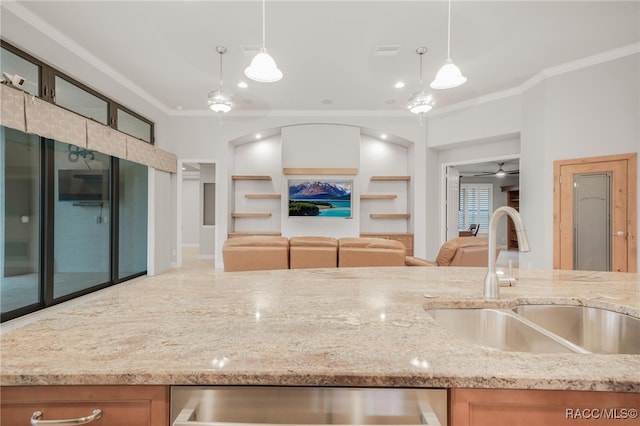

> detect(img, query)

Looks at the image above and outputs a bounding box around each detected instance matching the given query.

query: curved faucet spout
[484,206,531,299]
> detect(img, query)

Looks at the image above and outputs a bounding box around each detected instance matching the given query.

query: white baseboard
[182,244,198,248]
[198,255,215,260]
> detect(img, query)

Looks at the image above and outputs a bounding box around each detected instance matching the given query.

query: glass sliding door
[1,127,41,317]
[118,159,147,279]
[53,141,111,299]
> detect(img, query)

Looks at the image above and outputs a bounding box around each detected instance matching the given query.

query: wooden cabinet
[1,385,169,426]
[502,185,520,250]
[360,233,414,256]
[450,388,640,426]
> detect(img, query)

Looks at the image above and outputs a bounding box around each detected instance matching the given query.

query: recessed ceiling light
[255,133,262,139]
[381,134,388,139]
[238,81,248,88]
[394,81,405,89]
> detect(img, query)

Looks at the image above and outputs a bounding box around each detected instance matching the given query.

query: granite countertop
[1,266,638,391]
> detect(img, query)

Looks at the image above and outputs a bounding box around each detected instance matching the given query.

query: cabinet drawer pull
[30,408,102,425]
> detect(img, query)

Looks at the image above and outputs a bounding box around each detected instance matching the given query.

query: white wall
[520,53,640,269]
[148,169,173,275]
[282,124,361,238]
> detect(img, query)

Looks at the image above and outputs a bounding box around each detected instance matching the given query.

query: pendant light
[430,0,467,90]
[208,46,233,113]
[244,0,282,83]
[407,47,434,114]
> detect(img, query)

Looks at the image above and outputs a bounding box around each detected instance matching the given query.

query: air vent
[374,45,401,56]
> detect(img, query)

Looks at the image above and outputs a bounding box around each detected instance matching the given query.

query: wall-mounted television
[288,179,352,218]
[58,169,110,201]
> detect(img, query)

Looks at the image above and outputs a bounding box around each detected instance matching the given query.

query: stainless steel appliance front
[171,386,447,425]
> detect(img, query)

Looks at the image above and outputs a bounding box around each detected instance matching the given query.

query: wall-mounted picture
[288,179,352,218]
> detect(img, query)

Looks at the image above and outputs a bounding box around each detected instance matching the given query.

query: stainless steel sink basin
[513,305,640,354]
[425,308,581,353]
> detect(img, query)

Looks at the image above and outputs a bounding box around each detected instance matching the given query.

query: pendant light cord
[418,53,423,90]
[219,51,223,88]
[262,0,266,48]
[447,0,452,59]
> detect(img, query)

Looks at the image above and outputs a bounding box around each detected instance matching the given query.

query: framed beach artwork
[288,179,352,218]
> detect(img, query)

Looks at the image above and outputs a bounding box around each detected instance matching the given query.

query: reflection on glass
[1,127,41,315]
[117,108,151,142]
[54,141,110,298]
[54,76,108,125]
[0,47,40,96]
[118,159,147,279]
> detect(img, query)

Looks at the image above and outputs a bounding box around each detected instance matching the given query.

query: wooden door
[554,153,637,272]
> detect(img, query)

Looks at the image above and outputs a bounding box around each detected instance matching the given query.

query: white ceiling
[2,1,639,115]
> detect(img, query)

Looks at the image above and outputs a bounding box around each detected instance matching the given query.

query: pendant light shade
[208,46,233,113]
[244,48,283,83]
[430,0,467,90]
[245,0,282,83]
[430,59,467,90]
[407,47,434,115]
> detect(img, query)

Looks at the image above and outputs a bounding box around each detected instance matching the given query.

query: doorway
[176,159,217,268]
[553,153,637,272]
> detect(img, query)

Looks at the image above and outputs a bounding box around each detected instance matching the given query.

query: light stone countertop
[1,266,639,391]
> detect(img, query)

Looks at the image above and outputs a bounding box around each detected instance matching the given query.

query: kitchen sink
[425,308,583,353]
[512,305,640,354]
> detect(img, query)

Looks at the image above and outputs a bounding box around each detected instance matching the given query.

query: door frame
[553,153,637,272]
[440,154,520,245]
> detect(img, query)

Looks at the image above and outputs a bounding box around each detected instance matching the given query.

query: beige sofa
[222,235,406,271]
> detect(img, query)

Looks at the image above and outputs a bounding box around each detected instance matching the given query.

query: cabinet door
[450,388,640,426]
[1,385,169,426]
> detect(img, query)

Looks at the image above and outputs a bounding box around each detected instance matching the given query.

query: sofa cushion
[338,237,406,267]
[290,236,338,248]
[222,236,289,272]
[290,236,338,269]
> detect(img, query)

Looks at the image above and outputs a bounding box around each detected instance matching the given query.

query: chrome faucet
[484,206,531,299]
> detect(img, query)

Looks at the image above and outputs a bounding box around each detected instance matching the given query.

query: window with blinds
[458,184,493,233]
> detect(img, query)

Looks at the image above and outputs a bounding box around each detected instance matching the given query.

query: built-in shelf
[370,175,411,181]
[232,175,272,181]
[283,167,358,175]
[360,194,397,200]
[370,213,411,219]
[245,194,281,199]
[231,213,272,218]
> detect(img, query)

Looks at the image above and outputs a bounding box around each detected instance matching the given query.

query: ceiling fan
[472,162,519,177]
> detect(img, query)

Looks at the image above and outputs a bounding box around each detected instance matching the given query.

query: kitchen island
[1,266,639,424]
